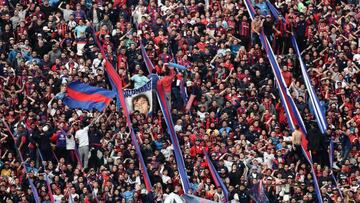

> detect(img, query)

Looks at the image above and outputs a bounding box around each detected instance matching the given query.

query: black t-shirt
[263,20,274,36]
[41,5,54,18]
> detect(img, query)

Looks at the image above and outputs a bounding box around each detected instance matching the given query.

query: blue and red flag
[157,83,191,193]
[140,41,154,73]
[266,0,328,134]
[92,29,153,192]
[243,0,323,202]
[140,37,191,192]
[203,151,229,202]
[251,180,269,203]
[63,81,116,111]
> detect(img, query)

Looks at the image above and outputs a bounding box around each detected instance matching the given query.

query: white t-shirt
[162,175,171,184]
[263,152,275,168]
[161,145,173,160]
[75,126,89,147]
[53,194,64,203]
[224,160,233,172]
[66,134,76,150]
[174,124,182,132]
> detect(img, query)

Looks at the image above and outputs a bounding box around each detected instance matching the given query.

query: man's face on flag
[132,95,150,115]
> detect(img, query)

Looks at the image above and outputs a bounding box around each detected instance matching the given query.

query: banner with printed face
[124,81,153,115]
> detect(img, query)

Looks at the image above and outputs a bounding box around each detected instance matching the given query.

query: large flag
[266,0,328,134]
[157,82,191,193]
[243,0,323,202]
[182,194,218,203]
[63,81,116,111]
[140,41,154,73]
[250,181,269,203]
[203,151,229,202]
[92,29,153,192]
[140,37,191,193]
[124,81,153,115]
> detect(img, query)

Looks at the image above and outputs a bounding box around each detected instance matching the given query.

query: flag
[140,37,191,193]
[124,81,153,115]
[29,179,41,203]
[157,83,191,193]
[203,151,229,202]
[266,0,328,134]
[182,194,217,203]
[140,41,154,73]
[243,0,323,202]
[251,181,269,203]
[92,29,153,192]
[63,81,116,111]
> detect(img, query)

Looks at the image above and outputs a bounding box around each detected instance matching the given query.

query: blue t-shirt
[74,25,87,38]
[122,190,134,202]
[131,74,150,89]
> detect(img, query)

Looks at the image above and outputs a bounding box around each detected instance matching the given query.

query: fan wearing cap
[263,15,275,43]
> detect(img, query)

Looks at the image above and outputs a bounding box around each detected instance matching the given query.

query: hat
[37,33,42,37]
[43,26,50,31]
[105,35,110,38]
[42,125,49,132]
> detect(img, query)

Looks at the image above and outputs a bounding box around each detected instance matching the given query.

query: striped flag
[63,81,116,112]
[266,0,328,134]
[203,151,229,202]
[29,179,41,203]
[243,0,323,202]
[157,83,191,193]
[140,41,154,73]
[140,37,191,193]
[92,29,153,192]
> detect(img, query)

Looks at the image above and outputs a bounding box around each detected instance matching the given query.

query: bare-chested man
[292,125,303,158]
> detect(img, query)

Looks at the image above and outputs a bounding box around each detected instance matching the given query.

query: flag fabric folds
[140,41,154,73]
[156,81,191,193]
[250,181,269,203]
[141,37,191,193]
[266,0,328,134]
[63,81,116,111]
[92,30,153,192]
[243,0,323,202]
[203,151,229,202]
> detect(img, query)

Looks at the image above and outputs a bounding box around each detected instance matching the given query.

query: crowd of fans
[0,0,359,202]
